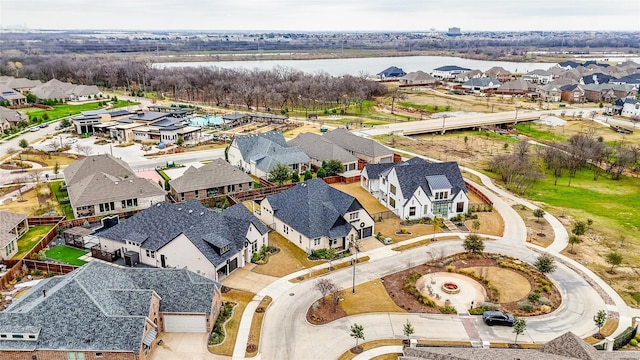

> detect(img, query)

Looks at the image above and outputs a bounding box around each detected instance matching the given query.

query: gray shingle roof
[0,211,27,248]
[389,158,467,200]
[363,162,396,179]
[0,262,218,352]
[233,131,310,173]
[264,178,363,240]
[288,132,358,164]
[63,154,164,208]
[169,158,253,193]
[323,128,393,159]
[99,200,267,268]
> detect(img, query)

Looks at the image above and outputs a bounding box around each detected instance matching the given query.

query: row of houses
[378,60,640,103]
[0,77,103,104]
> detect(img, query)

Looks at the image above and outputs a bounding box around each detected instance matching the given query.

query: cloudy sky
[1,0,638,31]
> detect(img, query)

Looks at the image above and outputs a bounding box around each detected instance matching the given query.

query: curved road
[239,149,633,360]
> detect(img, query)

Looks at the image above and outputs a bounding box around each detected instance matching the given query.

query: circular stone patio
[415,272,487,312]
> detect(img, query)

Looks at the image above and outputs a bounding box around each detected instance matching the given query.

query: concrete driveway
[151,333,227,360]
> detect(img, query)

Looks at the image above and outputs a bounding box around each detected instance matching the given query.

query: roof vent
[130,179,133,183]
[156,203,161,207]
[115,181,118,185]
[200,212,204,216]
[188,210,193,214]
[178,207,182,211]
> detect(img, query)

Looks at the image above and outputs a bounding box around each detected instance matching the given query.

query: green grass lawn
[45,245,87,266]
[526,167,640,239]
[514,123,568,142]
[24,100,137,121]
[49,180,74,219]
[11,226,55,260]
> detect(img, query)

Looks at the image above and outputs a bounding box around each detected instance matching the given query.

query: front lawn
[45,245,87,266]
[11,226,54,260]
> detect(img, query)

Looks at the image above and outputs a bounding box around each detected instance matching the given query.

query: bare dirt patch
[512,205,555,247]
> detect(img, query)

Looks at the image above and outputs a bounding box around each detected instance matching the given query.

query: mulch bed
[381,253,561,316]
[306,253,562,325]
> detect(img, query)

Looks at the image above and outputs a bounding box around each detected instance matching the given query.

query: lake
[153,55,559,76]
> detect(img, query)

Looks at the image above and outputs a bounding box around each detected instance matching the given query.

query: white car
[30,127,40,132]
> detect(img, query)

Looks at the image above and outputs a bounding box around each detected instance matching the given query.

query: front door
[160,254,166,268]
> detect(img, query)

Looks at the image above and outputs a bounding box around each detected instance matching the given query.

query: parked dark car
[482,311,514,326]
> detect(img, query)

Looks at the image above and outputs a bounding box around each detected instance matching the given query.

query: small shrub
[630,339,638,347]
[15,275,22,282]
[446,265,455,273]
[538,297,549,305]
[439,306,457,314]
[527,293,540,304]
[517,301,534,312]
[32,269,42,276]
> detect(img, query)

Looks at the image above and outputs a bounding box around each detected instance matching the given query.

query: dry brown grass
[337,339,403,360]
[512,205,555,247]
[583,319,619,344]
[244,296,272,357]
[392,236,462,251]
[465,266,531,302]
[252,232,325,277]
[21,153,76,166]
[371,353,403,360]
[289,256,370,283]
[466,211,504,237]
[330,182,389,214]
[0,188,49,216]
[208,289,255,356]
[283,124,322,138]
[340,279,406,315]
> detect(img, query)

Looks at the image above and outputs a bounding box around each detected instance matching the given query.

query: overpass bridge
[358,110,541,136]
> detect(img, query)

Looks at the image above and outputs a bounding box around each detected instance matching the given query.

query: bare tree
[75,143,93,156]
[314,278,338,305]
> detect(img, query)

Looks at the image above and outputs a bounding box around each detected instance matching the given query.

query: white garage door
[163,314,207,333]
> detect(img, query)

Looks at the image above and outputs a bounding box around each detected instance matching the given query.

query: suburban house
[522,69,554,84]
[431,65,471,80]
[258,179,374,254]
[0,107,27,132]
[227,131,311,178]
[493,79,537,96]
[0,87,26,106]
[399,331,631,360]
[0,261,221,360]
[169,158,254,202]
[484,66,512,82]
[454,70,484,83]
[621,98,640,118]
[580,73,616,85]
[63,154,166,218]
[30,79,103,102]
[361,157,469,220]
[322,128,394,165]
[72,109,110,134]
[0,76,42,94]
[0,211,28,259]
[612,72,640,90]
[560,84,586,103]
[461,77,501,92]
[288,132,359,172]
[376,66,406,80]
[583,83,636,103]
[539,83,564,102]
[97,200,268,281]
[399,71,438,86]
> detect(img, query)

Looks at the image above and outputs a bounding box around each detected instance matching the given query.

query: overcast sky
[1,0,639,31]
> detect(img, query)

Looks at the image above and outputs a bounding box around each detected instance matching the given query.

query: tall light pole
[352,255,356,294]
[441,114,447,135]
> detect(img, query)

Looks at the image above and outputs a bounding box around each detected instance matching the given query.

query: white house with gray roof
[97,200,268,281]
[227,131,311,178]
[322,128,394,165]
[63,154,165,218]
[258,179,374,254]
[361,157,468,220]
[0,261,221,359]
[288,132,359,172]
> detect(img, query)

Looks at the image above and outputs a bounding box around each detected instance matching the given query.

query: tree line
[0,56,385,113]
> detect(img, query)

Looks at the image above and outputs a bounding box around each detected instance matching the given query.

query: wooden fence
[22,259,78,276]
[0,216,65,290]
[371,210,398,221]
[464,181,493,206]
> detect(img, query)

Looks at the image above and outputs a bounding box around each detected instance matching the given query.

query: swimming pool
[189,115,224,127]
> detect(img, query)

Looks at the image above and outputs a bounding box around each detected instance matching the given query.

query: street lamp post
[441,114,447,135]
[352,254,357,294]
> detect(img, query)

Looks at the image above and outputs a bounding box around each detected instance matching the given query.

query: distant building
[447,27,461,36]
[376,66,407,80]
